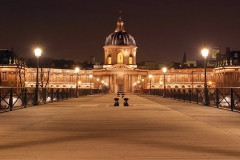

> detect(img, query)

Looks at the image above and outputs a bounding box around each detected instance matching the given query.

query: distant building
[211,47,220,60]
[2,16,238,93]
[215,47,240,87]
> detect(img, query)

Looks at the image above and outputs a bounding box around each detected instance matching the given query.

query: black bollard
[122,93,125,98]
[123,98,129,106]
[114,97,119,106]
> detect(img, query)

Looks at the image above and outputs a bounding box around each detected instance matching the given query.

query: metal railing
[143,88,240,111]
[0,87,100,112]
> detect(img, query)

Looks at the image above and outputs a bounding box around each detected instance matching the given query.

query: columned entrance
[117,84,123,92]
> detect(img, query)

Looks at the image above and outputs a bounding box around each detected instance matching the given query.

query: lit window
[30,73,34,81]
[107,54,111,64]
[167,76,170,82]
[63,75,66,82]
[129,54,133,64]
[56,74,59,82]
[2,72,7,81]
[175,75,178,82]
[117,53,123,64]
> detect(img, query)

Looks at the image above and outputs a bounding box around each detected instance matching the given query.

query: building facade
[2,17,237,93]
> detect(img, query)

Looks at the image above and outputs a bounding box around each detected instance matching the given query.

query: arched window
[117,53,123,64]
[107,54,112,64]
[129,54,133,64]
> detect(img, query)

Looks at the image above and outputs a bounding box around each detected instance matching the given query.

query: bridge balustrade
[0,87,100,112]
[142,88,240,111]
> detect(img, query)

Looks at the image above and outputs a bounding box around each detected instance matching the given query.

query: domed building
[93,17,148,93]
[103,17,137,68]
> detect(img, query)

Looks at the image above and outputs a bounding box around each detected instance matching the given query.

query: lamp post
[33,48,42,105]
[75,67,79,97]
[97,78,99,93]
[148,74,152,95]
[89,74,92,95]
[201,47,209,106]
[162,67,167,98]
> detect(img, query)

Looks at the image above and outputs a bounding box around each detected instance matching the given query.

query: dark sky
[1,0,240,63]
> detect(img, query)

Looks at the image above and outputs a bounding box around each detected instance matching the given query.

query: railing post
[43,88,46,104]
[9,88,13,111]
[231,88,234,111]
[56,89,59,101]
[183,89,186,102]
[24,88,27,107]
[216,88,219,108]
[50,88,53,102]
[196,89,199,104]
[178,89,180,101]
[61,89,64,100]
[189,89,192,103]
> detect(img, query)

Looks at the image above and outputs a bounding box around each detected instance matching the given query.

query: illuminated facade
[3,17,239,93]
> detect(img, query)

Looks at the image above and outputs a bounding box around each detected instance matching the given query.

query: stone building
[0,17,218,93]
[215,47,240,87]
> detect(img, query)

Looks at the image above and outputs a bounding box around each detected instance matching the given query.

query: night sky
[1,0,240,63]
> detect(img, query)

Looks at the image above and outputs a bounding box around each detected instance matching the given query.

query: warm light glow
[75,67,79,73]
[78,81,81,84]
[148,74,152,79]
[101,80,104,83]
[89,74,92,78]
[201,48,209,59]
[97,78,99,82]
[137,80,140,83]
[117,53,123,64]
[162,67,167,73]
[142,79,144,82]
[34,48,42,58]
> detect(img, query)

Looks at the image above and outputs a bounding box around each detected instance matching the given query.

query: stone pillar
[124,74,129,93]
[130,74,132,93]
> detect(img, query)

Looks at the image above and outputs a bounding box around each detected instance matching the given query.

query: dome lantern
[105,17,136,46]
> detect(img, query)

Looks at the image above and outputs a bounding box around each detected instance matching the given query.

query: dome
[105,17,136,46]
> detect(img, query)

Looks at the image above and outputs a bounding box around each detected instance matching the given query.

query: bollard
[123,98,129,106]
[114,98,119,106]
[117,93,120,97]
[122,93,125,98]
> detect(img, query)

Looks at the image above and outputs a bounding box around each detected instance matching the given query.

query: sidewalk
[0,93,240,159]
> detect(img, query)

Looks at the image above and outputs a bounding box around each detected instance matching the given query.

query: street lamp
[75,67,79,97]
[162,67,167,98]
[201,47,209,106]
[89,74,92,95]
[33,48,42,105]
[148,74,152,95]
